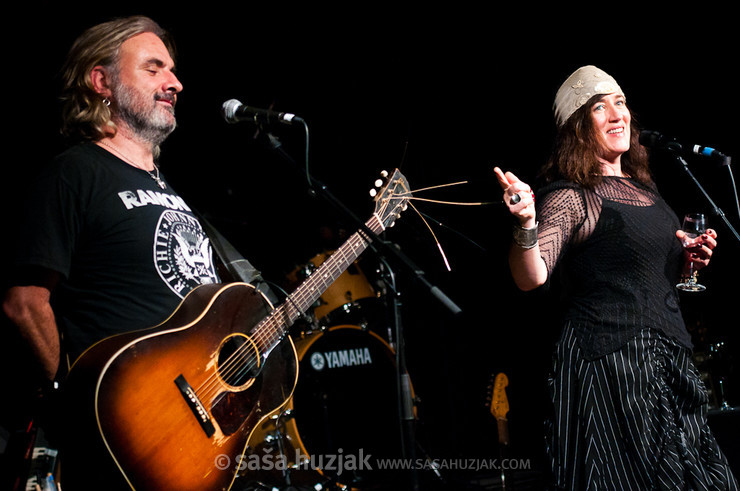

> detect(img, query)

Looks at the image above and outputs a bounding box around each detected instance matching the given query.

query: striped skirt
[547,324,738,490]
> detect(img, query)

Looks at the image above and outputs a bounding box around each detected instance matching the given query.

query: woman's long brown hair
[539,94,652,188]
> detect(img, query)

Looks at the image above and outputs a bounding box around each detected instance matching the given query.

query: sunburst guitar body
[61,170,412,490]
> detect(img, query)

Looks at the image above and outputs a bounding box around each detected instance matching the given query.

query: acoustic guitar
[61,170,411,490]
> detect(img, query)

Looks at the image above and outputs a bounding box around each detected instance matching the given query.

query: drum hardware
[253,149,459,488]
[708,341,734,410]
[373,260,396,351]
[695,339,735,410]
[262,433,278,444]
[269,229,449,488]
[288,251,382,331]
[274,249,450,489]
[243,325,413,489]
[240,408,312,490]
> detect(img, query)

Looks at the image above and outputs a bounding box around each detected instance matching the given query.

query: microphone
[221,99,303,125]
[639,130,730,164]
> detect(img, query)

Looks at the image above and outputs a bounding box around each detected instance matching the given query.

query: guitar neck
[496,418,509,446]
[255,214,384,352]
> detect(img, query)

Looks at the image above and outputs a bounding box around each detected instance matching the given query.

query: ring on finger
[510,193,521,204]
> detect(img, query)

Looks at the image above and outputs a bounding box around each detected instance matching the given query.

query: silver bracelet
[513,222,538,249]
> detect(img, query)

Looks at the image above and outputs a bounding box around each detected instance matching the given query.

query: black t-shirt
[13,142,220,362]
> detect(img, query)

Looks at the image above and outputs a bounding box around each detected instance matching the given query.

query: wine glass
[676,213,707,292]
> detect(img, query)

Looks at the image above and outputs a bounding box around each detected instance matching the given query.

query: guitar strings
[401,180,491,272]
[193,176,481,404]
[193,214,384,402]
[194,177,480,403]
[194,229,376,403]
[408,200,452,271]
[196,176,477,402]
[204,181,481,403]
[410,180,468,193]
[407,180,496,206]
[405,196,494,206]
[240,224,375,375]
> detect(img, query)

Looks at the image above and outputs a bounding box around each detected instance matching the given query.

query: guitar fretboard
[253,214,384,355]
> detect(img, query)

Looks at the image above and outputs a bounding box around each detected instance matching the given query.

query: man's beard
[110,80,177,147]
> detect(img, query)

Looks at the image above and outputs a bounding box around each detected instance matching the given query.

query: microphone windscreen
[221,99,242,122]
[638,130,663,148]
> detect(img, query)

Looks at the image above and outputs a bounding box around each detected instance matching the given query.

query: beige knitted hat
[553,65,623,127]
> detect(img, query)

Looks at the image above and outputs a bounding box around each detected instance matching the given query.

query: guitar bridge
[175,374,216,438]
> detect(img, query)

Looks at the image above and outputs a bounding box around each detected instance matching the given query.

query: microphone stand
[377,256,422,490]
[258,129,461,491]
[673,153,740,244]
[259,131,462,315]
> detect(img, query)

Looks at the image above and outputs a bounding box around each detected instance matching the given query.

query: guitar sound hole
[217,334,260,389]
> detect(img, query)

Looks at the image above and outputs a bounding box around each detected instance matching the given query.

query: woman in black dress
[494,65,737,490]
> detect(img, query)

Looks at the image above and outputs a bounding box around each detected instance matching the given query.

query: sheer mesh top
[536,177,691,359]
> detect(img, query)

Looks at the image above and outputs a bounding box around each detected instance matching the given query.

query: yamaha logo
[310,352,326,371]
[310,347,373,371]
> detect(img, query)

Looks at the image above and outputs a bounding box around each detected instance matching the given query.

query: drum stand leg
[267,412,295,488]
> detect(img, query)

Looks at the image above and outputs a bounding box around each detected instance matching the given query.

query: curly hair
[59,16,176,142]
[539,94,652,188]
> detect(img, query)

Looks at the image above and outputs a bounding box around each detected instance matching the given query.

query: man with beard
[2,16,220,460]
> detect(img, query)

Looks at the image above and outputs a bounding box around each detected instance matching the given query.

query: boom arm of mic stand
[263,131,463,315]
[675,155,740,244]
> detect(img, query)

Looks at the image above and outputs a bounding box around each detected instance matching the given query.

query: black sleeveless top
[536,176,691,359]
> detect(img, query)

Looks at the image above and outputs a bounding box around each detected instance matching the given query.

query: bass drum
[244,325,410,489]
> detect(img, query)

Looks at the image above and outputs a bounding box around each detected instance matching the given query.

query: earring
[103,98,111,107]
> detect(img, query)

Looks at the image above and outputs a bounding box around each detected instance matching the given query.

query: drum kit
[241,250,412,490]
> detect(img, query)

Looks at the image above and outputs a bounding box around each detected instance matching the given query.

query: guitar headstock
[486,372,509,421]
[370,169,411,230]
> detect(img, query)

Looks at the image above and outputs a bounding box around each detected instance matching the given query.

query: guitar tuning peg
[374,179,384,188]
[380,170,388,178]
[369,189,377,197]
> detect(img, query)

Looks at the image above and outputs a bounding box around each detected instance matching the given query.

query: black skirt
[547,324,738,490]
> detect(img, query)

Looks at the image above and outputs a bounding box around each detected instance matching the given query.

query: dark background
[2,4,739,488]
